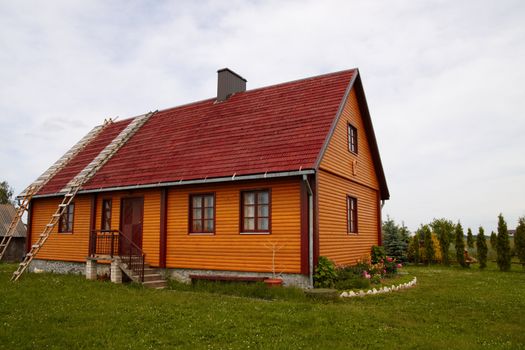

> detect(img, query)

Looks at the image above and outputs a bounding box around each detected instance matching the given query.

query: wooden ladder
[0,186,38,261]
[11,111,156,281]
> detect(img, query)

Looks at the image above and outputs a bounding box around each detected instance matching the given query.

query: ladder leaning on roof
[0,123,111,262]
[11,111,156,282]
[0,186,37,261]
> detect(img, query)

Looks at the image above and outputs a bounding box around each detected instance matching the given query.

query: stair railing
[89,229,145,282]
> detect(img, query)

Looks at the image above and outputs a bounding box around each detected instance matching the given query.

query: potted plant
[263,240,284,287]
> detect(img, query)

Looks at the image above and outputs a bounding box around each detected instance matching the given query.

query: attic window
[59,203,74,234]
[348,124,358,154]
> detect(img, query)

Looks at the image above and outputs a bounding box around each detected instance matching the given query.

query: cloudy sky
[1,1,524,232]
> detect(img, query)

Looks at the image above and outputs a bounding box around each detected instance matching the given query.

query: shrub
[371,245,386,264]
[476,226,488,269]
[496,214,511,272]
[455,221,467,267]
[382,217,408,262]
[407,234,421,264]
[431,218,454,266]
[422,225,435,264]
[490,231,497,249]
[314,256,337,288]
[466,228,474,249]
[515,217,525,267]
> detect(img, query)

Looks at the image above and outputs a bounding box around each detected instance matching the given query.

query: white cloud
[1,0,524,231]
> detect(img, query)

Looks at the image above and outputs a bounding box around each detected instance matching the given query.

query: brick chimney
[217,68,247,102]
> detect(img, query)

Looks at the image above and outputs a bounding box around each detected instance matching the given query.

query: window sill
[58,232,74,235]
[347,232,358,235]
[240,232,271,235]
[188,232,215,236]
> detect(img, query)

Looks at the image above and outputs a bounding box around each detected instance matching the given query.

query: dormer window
[348,124,358,154]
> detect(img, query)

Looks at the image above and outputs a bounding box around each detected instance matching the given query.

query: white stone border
[340,277,417,298]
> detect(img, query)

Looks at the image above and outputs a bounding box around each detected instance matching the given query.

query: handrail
[89,229,145,282]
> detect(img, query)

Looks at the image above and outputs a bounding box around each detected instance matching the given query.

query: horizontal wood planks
[30,195,91,262]
[320,87,379,190]
[317,85,381,266]
[166,178,301,273]
[318,169,379,265]
[30,178,302,273]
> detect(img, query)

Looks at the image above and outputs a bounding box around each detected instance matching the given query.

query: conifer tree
[515,217,525,268]
[410,233,420,264]
[423,225,434,264]
[496,214,511,271]
[382,217,408,261]
[490,231,497,249]
[466,228,474,249]
[476,227,488,269]
[455,221,467,267]
[431,218,454,266]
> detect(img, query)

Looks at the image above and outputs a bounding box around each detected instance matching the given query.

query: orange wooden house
[22,68,389,287]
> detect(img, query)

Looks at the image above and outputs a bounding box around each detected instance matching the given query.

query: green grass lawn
[1,263,524,349]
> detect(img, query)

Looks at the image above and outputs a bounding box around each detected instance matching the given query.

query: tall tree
[0,180,14,204]
[431,218,454,266]
[496,214,511,271]
[515,217,525,268]
[466,228,474,249]
[490,231,497,249]
[455,221,467,267]
[476,227,488,269]
[422,225,434,264]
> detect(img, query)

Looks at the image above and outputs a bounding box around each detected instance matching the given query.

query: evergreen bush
[431,218,454,266]
[496,214,511,271]
[455,222,467,267]
[515,217,525,268]
[422,225,434,264]
[476,227,488,269]
[490,231,497,249]
[382,217,408,262]
[466,228,474,249]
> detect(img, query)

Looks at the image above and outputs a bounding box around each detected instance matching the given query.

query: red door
[120,197,143,254]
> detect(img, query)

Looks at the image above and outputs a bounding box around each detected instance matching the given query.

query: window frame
[348,123,358,154]
[188,193,216,235]
[101,198,112,231]
[240,189,271,234]
[58,202,75,234]
[347,196,358,234]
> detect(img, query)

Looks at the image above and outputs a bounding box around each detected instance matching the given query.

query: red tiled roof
[38,69,356,194]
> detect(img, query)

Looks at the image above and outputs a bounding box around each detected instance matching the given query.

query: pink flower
[397,263,402,268]
[386,257,393,262]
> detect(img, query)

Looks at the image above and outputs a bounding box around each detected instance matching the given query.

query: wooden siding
[30,195,92,262]
[318,169,379,265]
[30,178,302,273]
[319,87,379,190]
[317,85,381,266]
[95,190,161,266]
[166,178,302,274]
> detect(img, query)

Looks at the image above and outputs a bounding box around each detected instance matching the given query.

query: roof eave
[31,169,316,199]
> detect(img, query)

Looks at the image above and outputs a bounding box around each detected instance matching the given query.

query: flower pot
[264,278,283,287]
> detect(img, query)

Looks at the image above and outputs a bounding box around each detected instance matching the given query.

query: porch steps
[119,262,168,289]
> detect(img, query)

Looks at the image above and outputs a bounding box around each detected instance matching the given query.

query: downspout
[303,175,314,288]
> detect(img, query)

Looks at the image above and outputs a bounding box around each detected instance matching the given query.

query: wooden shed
[0,204,27,262]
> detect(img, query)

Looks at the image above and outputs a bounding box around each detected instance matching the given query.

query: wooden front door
[120,197,144,254]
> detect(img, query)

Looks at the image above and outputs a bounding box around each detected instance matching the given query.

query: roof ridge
[152,68,357,117]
